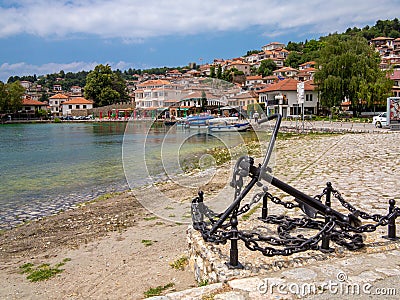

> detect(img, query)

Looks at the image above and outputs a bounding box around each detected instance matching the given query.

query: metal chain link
[332,189,385,222]
[191,163,400,257]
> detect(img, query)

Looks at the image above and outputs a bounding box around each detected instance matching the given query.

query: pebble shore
[0,182,128,230]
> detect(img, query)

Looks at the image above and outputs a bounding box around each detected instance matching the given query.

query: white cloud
[0,61,132,82]
[0,0,398,40]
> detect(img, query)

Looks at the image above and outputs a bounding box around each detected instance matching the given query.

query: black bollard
[261,192,268,220]
[226,215,243,269]
[325,182,332,208]
[321,207,334,252]
[383,199,399,241]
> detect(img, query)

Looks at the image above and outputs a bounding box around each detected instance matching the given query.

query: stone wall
[187,219,400,285]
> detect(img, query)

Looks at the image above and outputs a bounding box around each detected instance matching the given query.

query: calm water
[0,121,266,229]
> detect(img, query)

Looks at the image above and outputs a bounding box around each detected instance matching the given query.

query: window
[76,105,80,109]
[306,94,313,102]
[69,105,72,109]
[83,105,87,109]
[55,101,58,105]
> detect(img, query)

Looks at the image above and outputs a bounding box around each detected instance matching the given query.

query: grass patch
[76,191,124,207]
[198,279,209,287]
[20,258,71,282]
[143,216,158,221]
[170,256,188,270]
[141,239,156,247]
[144,282,174,298]
[95,191,123,202]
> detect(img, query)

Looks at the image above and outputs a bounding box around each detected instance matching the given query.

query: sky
[0,0,399,82]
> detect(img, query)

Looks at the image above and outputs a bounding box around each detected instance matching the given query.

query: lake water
[0,121,266,229]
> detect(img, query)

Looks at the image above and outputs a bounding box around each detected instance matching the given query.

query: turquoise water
[0,121,266,229]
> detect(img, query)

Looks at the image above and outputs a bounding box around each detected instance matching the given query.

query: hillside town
[12,37,400,121]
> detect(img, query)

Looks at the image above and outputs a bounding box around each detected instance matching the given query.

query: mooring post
[384,199,399,241]
[321,207,334,252]
[261,192,268,220]
[325,182,332,208]
[227,215,243,269]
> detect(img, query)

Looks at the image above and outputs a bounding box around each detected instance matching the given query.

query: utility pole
[297,82,305,132]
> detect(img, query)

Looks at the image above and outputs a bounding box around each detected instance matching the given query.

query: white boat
[208,121,250,132]
[184,114,214,129]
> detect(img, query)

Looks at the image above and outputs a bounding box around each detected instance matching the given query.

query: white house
[62,97,93,116]
[273,67,299,78]
[262,42,286,52]
[258,78,319,117]
[49,93,69,116]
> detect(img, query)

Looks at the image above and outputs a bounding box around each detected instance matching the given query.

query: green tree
[284,52,303,68]
[216,65,222,79]
[258,59,277,76]
[84,64,129,106]
[209,66,216,78]
[0,81,25,113]
[314,35,392,115]
[285,41,303,52]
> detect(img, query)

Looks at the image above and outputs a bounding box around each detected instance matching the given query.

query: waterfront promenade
[1,122,399,299]
[155,126,400,299]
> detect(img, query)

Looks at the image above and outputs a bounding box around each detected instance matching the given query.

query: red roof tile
[258,78,315,93]
[62,97,93,105]
[22,99,46,106]
[49,93,69,99]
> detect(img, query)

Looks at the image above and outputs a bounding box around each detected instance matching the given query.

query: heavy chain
[239,217,336,256]
[191,160,400,257]
[237,191,265,216]
[332,189,385,222]
[266,192,300,209]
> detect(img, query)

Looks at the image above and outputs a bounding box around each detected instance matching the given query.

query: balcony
[265,99,288,106]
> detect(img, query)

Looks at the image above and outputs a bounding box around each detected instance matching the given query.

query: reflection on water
[0,121,269,228]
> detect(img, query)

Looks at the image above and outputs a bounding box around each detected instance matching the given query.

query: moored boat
[184,114,214,129]
[208,121,250,132]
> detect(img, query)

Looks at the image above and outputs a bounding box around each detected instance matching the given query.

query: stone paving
[152,124,400,299]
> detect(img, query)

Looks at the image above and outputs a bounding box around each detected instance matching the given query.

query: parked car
[372,112,387,128]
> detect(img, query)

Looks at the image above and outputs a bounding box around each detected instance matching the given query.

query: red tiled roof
[49,93,69,99]
[299,61,316,66]
[137,79,171,87]
[258,78,315,93]
[22,99,46,106]
[246,75,263,80]
[372,36,394,41]
[62,97,93,105]
[275,66,299,72]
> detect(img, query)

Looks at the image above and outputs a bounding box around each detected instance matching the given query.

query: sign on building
[387,97,400,130]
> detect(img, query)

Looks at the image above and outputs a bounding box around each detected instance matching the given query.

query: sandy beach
[0,158,235,299]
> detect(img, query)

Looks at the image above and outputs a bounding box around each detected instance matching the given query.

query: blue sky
[0,0,399,82]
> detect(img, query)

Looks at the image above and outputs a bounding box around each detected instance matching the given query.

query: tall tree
[258,59,277,76]
[314,35,392,115]
[216,65,222,79]
[84,64,129,107]
[209,66,216,78]
[0,81,25,113]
